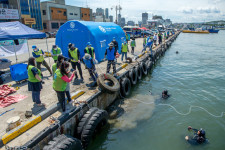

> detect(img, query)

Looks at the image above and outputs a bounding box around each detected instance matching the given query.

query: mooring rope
[131,98,225,118]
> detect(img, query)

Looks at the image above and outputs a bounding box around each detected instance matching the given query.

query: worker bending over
[83,54,98,87]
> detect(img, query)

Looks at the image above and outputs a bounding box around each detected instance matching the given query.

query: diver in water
[162,90,170,99]
[176,51,179,54]
[185,126,207,145]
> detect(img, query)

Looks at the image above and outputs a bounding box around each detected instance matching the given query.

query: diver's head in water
[176,51,179,54]
[162,90,169,99]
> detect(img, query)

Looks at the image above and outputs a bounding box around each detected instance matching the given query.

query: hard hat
[87,42,91,46]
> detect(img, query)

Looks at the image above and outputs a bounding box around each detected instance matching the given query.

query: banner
[0,39,28,57]
[0,8,19,20]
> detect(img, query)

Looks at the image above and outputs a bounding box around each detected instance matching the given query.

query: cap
[109,42,114,47]
[53,45,57,48]
[87,42,91,46]
[32,45,37,49]
[68,43,73,47]
[84,53,91,59]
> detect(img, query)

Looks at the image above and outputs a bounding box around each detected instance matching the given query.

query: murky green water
[89,31,225,150]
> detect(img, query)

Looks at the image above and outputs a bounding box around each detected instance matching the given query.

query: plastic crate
[10,64,28,82]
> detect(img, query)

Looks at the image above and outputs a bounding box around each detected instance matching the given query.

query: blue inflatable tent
[56,21,126,61]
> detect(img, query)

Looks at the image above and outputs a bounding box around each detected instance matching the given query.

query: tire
[120,77,131,97]
[128,68,137,85]
[136,65,142,80]
[97,73,120,94]
[81,110,108,149]
[141,62,148,76]
[43,134,83,150]
[77,107,99,138]
[126,57,132,63]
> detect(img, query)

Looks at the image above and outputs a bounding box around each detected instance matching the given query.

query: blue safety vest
[83,58,93,69]
[106,47,115,61]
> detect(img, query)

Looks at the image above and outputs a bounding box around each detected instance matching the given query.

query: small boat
[208,27,219,33]
[182,30,209,34]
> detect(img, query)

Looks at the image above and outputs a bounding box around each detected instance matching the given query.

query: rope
[131,98,225,118]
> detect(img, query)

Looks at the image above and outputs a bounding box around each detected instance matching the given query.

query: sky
[43,0,225,23]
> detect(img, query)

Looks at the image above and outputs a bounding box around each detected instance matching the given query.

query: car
[45,32,56,38]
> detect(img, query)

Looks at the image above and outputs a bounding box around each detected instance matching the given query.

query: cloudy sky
[46,0,225,23]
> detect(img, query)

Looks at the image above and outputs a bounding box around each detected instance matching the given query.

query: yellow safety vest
[69,48,79,62]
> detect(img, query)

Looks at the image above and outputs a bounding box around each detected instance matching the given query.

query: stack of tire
[77,107,108,149]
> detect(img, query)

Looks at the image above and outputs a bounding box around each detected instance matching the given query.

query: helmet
[68,43,73,48]
[87,42,91,46]
[108,42,114,47]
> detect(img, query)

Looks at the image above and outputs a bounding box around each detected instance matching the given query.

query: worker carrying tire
[105,42,117,74]
[84,42,95,59]
[68,44,83,81]
[32,45,52,76]
[51,45,62,63]
[83,53,98,87]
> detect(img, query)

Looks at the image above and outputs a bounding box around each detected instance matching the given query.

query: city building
[105,8,109,19]
[0,0,43,30]
[127,21,135,26]
[41,0,92,32]
[121,17,125,27]
[81,8,92,21]
[142,12,148,25]
[95,16,104,22]
[109,15,113,22]
[96,8,104,16]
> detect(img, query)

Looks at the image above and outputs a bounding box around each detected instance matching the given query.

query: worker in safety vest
[83,53,98,87]
[143,35,147,48]
[27,57,45,107]
[121,41,129,62]
[32,45,52,75]
[68,45,83,81]
[105,42,117,74]
[125,33,129,42]
[84,42,95,58]
[52,54,64,76]
[51,45,62,63]
[53,61,75,112]
[130,38,136,54]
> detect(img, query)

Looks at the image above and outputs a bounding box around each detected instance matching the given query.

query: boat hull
[182,30,209,34]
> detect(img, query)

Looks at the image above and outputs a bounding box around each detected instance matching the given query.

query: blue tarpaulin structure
[0,21,46,41]
[56,21,126,61]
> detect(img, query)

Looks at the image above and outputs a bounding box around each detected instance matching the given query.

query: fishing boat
[208,27,220,33]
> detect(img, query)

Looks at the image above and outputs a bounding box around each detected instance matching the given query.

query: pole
[45,38,51,67]
[116,6,118,24]
[27,39,30,57]
[13,41,18,63]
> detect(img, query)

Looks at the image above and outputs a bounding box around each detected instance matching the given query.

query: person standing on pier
[68,45,83,81]
[27,57,45,107]
[112,37,119,52]
[143,35,147,48]
[158,33,162,44]
[32,45,52,76]
[51,45,62,63]
[53,61,76,112]
[153,34,157,46]
[126,33,129,43]
[121,41,129,62]
[130,38,136,54]
[84,42,95,59]
[105,43,117,74]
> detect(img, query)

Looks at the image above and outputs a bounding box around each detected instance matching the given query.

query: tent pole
[45,37,51,67]
[27,39,30,57]
[13,41,18,63]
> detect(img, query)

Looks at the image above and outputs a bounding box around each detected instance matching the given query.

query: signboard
[0,39,28,57]
[23,18,36,24]
[0,8,19,20]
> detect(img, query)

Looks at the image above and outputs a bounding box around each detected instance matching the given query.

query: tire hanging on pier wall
[141,62,148,76]
[77,107,99,138]
[128,68,137,85]
[97,73,120,94]
[136,65,142,80]
[80,109,108,149]
[43,134,83,150]
[120,77,131,97]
